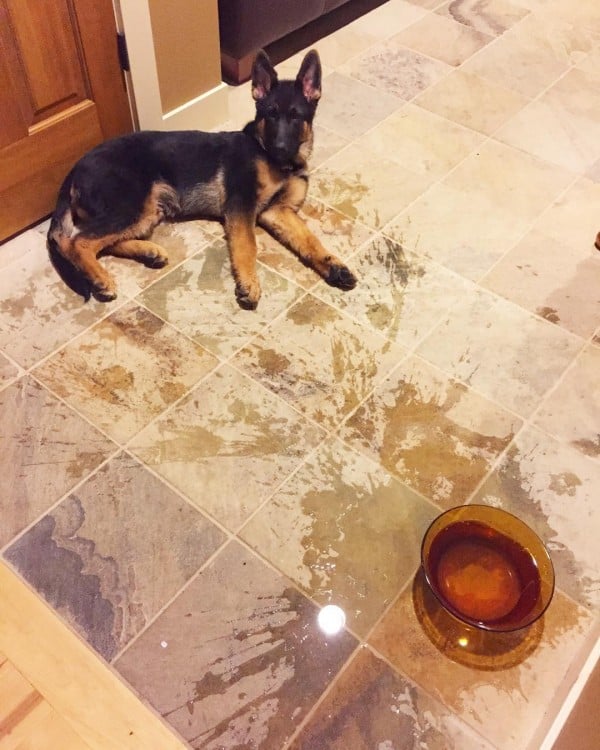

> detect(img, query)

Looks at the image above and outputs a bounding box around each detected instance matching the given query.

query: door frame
[114,0,229,132]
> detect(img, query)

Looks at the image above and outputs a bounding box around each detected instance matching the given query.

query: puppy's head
[251,49,321,168]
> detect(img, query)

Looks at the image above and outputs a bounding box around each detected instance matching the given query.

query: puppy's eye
[289,109,302,120]
[266,105,278,118]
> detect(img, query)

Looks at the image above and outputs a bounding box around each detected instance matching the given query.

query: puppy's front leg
[259,205,357,290]
[224,213,262,309]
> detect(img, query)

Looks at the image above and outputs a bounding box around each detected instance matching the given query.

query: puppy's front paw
[145,250,169,268]
[93,281,117,302]
[326,264,357,291]
[235,278,261,310]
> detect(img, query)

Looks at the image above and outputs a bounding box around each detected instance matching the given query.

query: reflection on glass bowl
[421,505,555,633]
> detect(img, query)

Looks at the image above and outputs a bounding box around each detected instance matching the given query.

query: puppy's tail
[47,177,93,301]
[46,214,92,302]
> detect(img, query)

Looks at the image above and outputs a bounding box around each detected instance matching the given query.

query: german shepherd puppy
[47,49,357,309]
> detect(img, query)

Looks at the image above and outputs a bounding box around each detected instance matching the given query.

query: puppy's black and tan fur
[47,50,356,309]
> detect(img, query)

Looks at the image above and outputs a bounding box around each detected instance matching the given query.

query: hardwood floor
[0,562,185,750]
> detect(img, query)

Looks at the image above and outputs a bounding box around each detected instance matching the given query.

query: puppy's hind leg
[106,239,169,268]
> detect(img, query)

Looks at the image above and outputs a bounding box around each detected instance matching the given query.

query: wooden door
[0,0,133,242]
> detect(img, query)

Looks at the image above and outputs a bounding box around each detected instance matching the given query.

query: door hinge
[117,32,130,72]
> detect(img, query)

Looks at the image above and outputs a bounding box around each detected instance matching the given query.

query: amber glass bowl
[421,505,555,632]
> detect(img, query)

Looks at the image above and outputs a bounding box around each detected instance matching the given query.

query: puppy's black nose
[272,146,291,164]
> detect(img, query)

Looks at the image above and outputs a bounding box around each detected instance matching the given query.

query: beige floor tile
[358,103,483,180]
[577,44,600,74]
[444,139,575,220]
[312,235,476,348]
[317,72,404,139]
[533,177,600,250]
[481,228,600,337]
[340,37,450,100]
[415,68,529,135]
[463,13,598,97]
[138,240,305,358]
[340,355,521,507]
[534,345,600,461]
[436,0,530,36]
[474,426,600,608]
[0,353,20,390]
[128,364,325,530]
[497,68,600,172]
[394,12,493,66]
[241,436,438,637]
[383,181,529,280]
[310,124,351,169]
[347,0,428,39]
[233,295,406,430]
[297,24,378,70]
[369,573,595,749]
[291,647,494,750]
[33,302,218,443]
[416,288,583,417]
[311,142,432,230]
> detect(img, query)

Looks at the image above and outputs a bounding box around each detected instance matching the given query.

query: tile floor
[1,0,600,747]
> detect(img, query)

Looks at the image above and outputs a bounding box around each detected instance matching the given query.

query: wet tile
[370,573,595,749]
[0,230,117,369]
[311,143,432,230]
[129,364,325,530]
[534,346,600,460]
[312,235,476,348]
[358,103,483,181]
[415,69,529,136]
[394,12,493,66]
[257,199,373,292]
[340,356,521,507]
[0,353,20,390]
[290,647,494,750]
[340,37,450,101]
[416,288,583,417]
[115,542,357,749]
[436,0,529,36]
[497,69,600,172]
[384,182,528,280]
[473,426,600,607]
[33,302,217,443]
[532,177,600,252]
[233,295,406,430]
[4,453,225,660]
[138,240,304,359]
[480,228,600,337]
[317,72,403,140]
[0,377,116,548]
[241,437,437,637]
[462,13,598,98]
[0,222,211,370]
[444,139,575,221]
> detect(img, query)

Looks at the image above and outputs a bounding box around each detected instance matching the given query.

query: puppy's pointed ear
[251,50,278,100]
[296,49,321,102]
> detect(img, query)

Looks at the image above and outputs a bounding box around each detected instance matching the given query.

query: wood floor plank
[0,563,185,750]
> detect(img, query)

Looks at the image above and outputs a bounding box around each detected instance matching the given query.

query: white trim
[113,0,227,131]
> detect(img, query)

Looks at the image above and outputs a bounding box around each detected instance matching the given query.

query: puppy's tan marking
[225,214,261,309]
